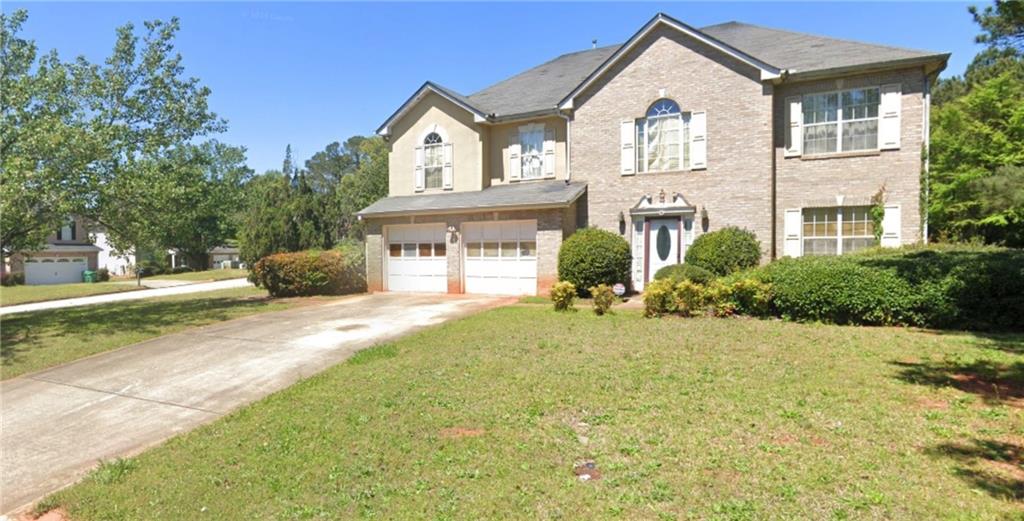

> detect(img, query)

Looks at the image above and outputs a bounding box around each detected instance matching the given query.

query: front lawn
[147,268,248,282]
[0,281,143,307]
[46,306,1023,519]
[1,287,288,380]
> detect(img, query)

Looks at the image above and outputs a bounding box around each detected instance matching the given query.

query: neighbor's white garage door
[24,257,87,285]
[386,224,447,293]
[463,221,537,296]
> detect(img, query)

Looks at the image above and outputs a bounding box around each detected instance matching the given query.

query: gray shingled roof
[701,21,944,75]
[423,19,945,121]
[359,181,586,217]
[466,45,620,120]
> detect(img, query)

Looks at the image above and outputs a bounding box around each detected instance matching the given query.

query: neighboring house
[8,217,101,285]
[358,13,949,295]
[90,226,136,276]
[168,246,242,270]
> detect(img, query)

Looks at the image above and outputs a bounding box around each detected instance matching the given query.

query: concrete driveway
[0,292,506,515]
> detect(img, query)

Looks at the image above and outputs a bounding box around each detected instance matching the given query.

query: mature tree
[970,0,1024,51]
[236,171,294,265]
[155,142,251,267]
[336,136,389,239]
[928,2,1024,245]
[930,71,1024,245]
[0,10,97,258]
[80,17,227,257]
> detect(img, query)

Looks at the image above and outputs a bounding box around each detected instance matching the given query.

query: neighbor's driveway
[0,292,507,514]
[0,278,252,316]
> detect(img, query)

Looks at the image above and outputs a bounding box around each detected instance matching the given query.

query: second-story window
[519,125,545,180]
[803,87,880,155]
[423,132,444,189]
[636,99,690,173]
[57,218,75,241]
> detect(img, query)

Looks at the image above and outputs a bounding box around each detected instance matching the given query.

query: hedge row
[250,242,366,298]
[751,245,1023,330]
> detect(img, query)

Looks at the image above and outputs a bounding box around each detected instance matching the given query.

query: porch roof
[358,180,587,218]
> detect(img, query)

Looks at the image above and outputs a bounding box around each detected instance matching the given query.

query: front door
[647,218,679,282]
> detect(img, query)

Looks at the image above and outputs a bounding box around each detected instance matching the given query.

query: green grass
[148,268,249,282]
[0,282,143,307]
[1,287,289,380]
[47,307,1023,519]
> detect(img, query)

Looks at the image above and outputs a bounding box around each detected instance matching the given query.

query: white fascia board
[377,82,489,136]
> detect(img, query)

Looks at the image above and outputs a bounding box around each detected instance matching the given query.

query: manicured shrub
[558,228,631,296]
[723,276,773,317]
[135,259,167,277]
[551,281,577,311]
[653,263,715,285]
[673,280,706,317]
[684,227,762,276]
[589,284,615,315]
[171,266,193,274]
[760,256,916,326]
[251,250,365,297]
[643,279,677,317]
[848,245,1024,329]
[1,272,24,286]
[96,268,111,282]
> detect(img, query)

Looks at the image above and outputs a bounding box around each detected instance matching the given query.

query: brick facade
[366,23,933,295]
[571,25,775,260]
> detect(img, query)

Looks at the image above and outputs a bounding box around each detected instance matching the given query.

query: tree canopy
[929,1,1024,246]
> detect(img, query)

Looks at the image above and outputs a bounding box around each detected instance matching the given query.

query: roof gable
[377,82,488,136]
[558,13,783,110]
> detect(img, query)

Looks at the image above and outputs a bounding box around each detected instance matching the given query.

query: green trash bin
[82,270,97,283]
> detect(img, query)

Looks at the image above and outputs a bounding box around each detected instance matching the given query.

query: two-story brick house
[359,13,949,295]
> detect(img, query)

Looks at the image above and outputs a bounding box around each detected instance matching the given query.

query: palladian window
[636,99,690,173]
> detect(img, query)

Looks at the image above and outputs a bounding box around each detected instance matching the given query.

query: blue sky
[11,2,982,174]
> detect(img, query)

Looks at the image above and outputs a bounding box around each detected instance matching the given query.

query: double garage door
[385,221,537,295]
[24,257,87,285]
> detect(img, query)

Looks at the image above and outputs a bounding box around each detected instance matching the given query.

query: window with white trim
[636,99,689,173]
[423,132,444,189]
[519,125,545,180]
[802,206,876,256]
[802,87,880,155]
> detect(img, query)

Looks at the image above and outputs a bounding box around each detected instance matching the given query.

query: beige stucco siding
[570,25,775,258]
[773,68,927,256]
[387,92,484,196]
[486,116,568,187]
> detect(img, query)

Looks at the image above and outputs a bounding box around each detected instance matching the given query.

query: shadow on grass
[926,439,1024,501]
[922,330,1024,355]
[1,295,273,370]
[892,357,1024,407]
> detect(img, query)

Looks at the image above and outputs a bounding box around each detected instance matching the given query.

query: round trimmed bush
[684,226,761,276]
[653,263,715,285]
[558,227,631,296]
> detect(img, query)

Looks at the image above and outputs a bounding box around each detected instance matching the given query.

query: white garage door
[386,224,447,293]
[25,257,87,285]
[464,221,537,296]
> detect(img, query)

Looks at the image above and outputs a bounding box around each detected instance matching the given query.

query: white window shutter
[543,127,556,177]
[442,143,453,190]
[414,145,425,192]
[879,83,901,150]
[508,134,521,182]
[783,208,802,257]
[620,119,635,176]
[690,111,707,169]
[785,96,802,157]
[880,205,901,247]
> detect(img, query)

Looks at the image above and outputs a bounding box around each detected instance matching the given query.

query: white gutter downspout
[922,72,932,243]
[559,112,572,182]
